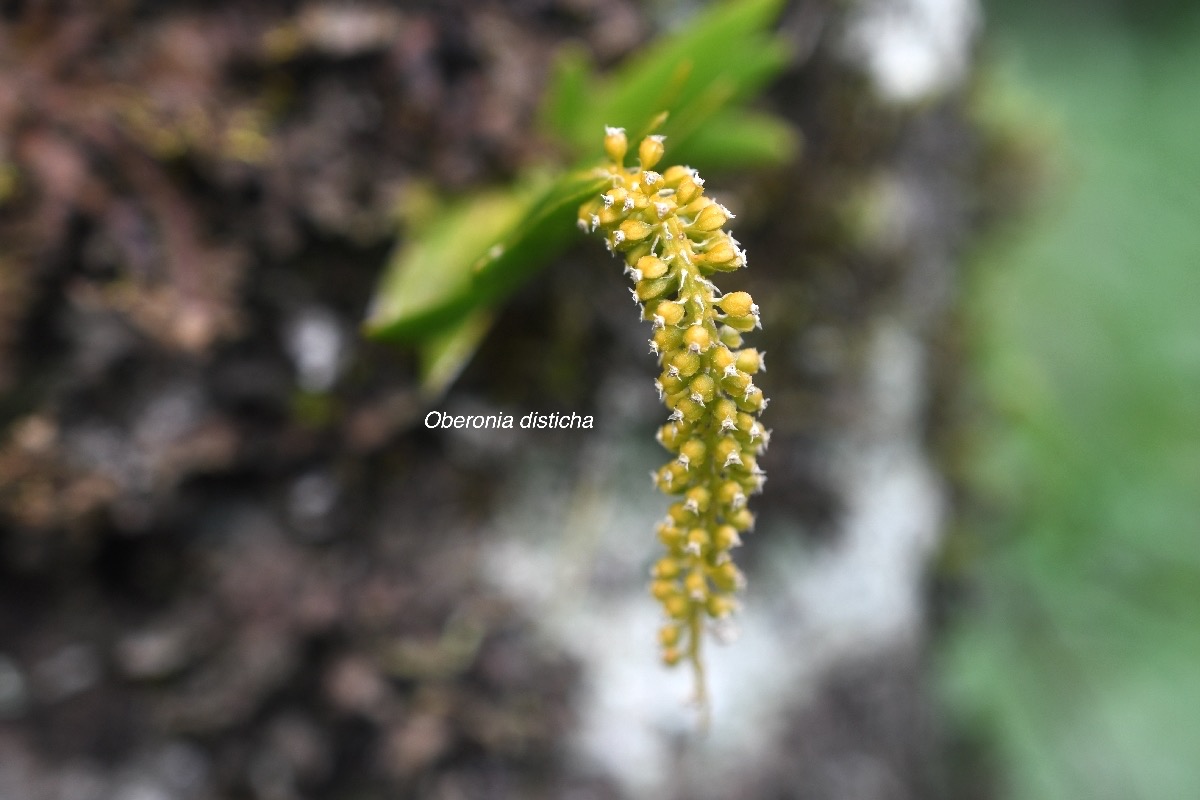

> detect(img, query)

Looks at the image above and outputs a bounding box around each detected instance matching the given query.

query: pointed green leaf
[673,109,801,169]
[364,186,533,340]
[365,170,606,343]
[470,169,608,295]
[418,307,495,399]
[559,0,792,151]
[540,44,596,142]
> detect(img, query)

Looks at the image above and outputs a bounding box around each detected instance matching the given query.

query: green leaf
[674,109,801,169]
[559,0,791,152]
[365,170,606,342]
[363,186,532,341]
[470,168,608,294]
[540,44,596,143]
[418,307,495,399]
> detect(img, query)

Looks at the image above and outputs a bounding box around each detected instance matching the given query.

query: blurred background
[0,1,1196,799]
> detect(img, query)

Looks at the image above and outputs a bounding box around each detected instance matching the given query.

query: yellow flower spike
[581,129,768,723]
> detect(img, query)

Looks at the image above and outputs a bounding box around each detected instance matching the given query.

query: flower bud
[604,126,628,163]
[709,561,744,592]
[720,369,750,395]
[656,423,683,451]
[661,646,683,666]
[728,508,755,531]
[670,350,701,378]
[653,557,682,579]
[706,595,736,618]
[686,528,710,555]
[651,579,678,601]
[676,177,701,205]
[685,571,708,599]
[689,373,715,404]
[655,300,686,326]
[637,255,669,280]
[675,396,706,423]
[713,524,742,551]
[713,397,738,428]
[598,204,624,227]
[683,325,711,353]
[738,455,759,477]
[679,438,707,467]
[657,522,684,550]
[659,624,682,648]
[656,462,689,493]
[603,187,628,208]
[664,594,690,619]
[684,486,711,514]
[738,385,764,413]
[638,135,665,169]
[621,218,654,242]
[714,437,741,468]
[691,203,728,232]
[697,240,738,268]
[718,291,754,317]
[661,165,691,185]
[716,481,744,507]
[735,348,762,374]
[668,502,694,526]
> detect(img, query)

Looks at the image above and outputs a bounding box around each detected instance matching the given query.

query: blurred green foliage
[364,0,798,395]
[944,3,1200,797]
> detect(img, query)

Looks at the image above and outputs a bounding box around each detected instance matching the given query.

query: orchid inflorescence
[579,127,768,715]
